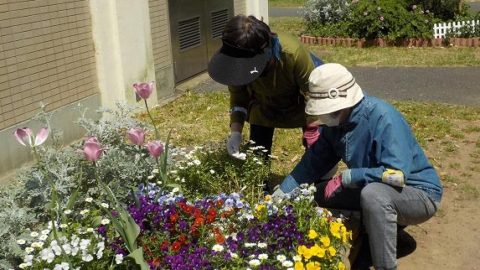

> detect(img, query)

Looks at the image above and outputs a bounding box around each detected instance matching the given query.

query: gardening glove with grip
[272,185,286,199]
[227,131,246,160]
[303,125,320,148]
[324,175,343,200]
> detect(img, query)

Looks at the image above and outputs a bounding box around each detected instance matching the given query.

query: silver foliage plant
[302,0,352,24]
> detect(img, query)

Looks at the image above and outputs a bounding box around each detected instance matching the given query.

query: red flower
[169,213,179,223]
[216,199,224,207]
[171,240,182,253]
[206,208,217,223]
[213,227,225,244]
[178,234,188,243]
[160,240,169,252]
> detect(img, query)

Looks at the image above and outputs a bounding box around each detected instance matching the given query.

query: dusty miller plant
[302,0,352,24]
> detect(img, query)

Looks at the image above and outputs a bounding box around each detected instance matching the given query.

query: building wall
[148,0,175,99]
[0,0,98,131]
[234,0,247,15]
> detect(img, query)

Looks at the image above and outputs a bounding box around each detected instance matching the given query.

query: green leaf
[65,188,79,209]
[127,248,150,270]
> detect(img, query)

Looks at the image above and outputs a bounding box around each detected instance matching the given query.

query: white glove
[226,131,246,160]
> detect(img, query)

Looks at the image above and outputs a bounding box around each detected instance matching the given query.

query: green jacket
[229,33,315,128]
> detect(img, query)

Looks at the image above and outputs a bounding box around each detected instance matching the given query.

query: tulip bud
[127,128,146,146]
[82,137,102,161]
[14,127,49,147]
[133,82,155,100]
[146,140,164,159]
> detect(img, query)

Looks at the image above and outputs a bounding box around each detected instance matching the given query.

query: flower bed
[1,82,352,270]
[300,35,480,47]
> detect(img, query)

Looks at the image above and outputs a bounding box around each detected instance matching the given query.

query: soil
[396,121,480,270]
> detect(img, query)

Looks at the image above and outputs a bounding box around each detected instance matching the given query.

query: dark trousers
[249,124,308,157]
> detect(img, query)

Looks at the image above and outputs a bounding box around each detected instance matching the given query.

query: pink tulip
[146,140,164,159]
[14,127,49,147]
[133,82,155,99]
[82,137,102,161]
[127,128,145,146]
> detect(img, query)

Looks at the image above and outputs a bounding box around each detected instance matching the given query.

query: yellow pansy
[328,246,337,256]
[310,244,325,258]
[308,229,319,239]
[306,261,321,270]
[320,235,330,247]
[295,261,305,270]
[298,245,308,256]
[264,195,271,202]
[330,222,342,239]
[338,261,345,270]
[255,204,266,212]
[303,247,314,260]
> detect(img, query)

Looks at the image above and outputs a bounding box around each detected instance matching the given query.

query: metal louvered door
[169,0,233,83]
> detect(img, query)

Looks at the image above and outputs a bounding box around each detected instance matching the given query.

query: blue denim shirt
[280,95,443,203]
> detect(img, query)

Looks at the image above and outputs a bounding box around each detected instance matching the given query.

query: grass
[269,0,306,7]
[269,17,480,67]
[149,91,480,186]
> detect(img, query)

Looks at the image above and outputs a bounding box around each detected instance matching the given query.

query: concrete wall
[234,0,247,15]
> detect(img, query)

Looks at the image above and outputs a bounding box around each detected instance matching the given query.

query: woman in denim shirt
[275,63,443,270]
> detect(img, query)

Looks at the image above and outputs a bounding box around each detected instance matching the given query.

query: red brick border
[300,35,480,48]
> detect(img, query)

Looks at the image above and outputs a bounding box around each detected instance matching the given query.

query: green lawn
[269,0,306,7]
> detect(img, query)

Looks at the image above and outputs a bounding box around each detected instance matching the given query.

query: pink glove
[303,125,320,148]
[324,175,343,200]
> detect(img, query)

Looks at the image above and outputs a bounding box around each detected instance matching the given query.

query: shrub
[348,0,436,41]
[406,0,470,21]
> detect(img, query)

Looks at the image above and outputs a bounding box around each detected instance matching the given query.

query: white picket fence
[433,20,480,38]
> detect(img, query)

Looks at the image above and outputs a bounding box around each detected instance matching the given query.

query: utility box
[169,0,234,83]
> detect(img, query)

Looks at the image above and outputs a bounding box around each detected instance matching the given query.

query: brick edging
[300,35,480,47]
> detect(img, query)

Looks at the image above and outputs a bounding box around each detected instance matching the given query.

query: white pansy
[100,203,109,208]
[86,228,94,233]
[193,159,201,165]
[293,255,302,262]
[152,169,159,174]
[53,262,70,270]
[71,247,79,256]
[258,254,268,260]
[41,229,50,235]
[248,259,261,267]
[18,263,28,269]
[244,243,256,248]
[25,247,34,254]
[287,268,294,270]
[115,254,124,264]
[40,248,55,263]
[60,224,68,229]
[257,243,267,248]
[51,244,62,256]
[82,254,93,262]
[62,244,72,255]
[16,239,26,245]
[24,254,34,263]
[209,169,215,174]
[30,232,39,238]
[64,210,72,215]
[100,218,110,225]
[230,252,239,259]
[85,197,93,203]
[212,244,224,252]
[79,239,90,250]
[147,175,155,180]
[96,250,103,259]
[39,234,48,241]
[282,260,294,267]
[80,209,89,216]
[276,255,286,262]
[172,187,179,193]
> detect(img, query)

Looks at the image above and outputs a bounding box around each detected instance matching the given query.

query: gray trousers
[314,182,438,270]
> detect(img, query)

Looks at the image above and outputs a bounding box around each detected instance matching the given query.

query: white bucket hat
[305,63,364,115]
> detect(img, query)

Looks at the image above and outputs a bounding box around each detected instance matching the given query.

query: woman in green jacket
[208,15,323,160]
